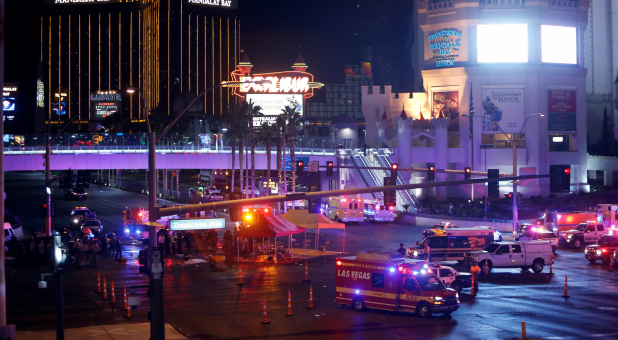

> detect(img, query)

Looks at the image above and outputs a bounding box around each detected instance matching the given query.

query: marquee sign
[186,0,238,9]
[428,28,462,68]
[45,0,120,5]
[90,91,122,118]
[230,71,323,100]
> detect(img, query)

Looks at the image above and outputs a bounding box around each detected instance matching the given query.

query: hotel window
[481,134,526,148]
[548,134,575,152]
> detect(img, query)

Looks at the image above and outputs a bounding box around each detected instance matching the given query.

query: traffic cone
[483,264,489,275]
[124,304,132,318]
[97,272,101,293]
[122,287,129,311]
[307,284,315,309]
[111,281,116,303]
[261,299,270,324]
[285,290,295,316]
[303,260,310,282]
[102,278,108,300]
[471,274,476,296]
[563,276,570,298]
[550,254,554,275]
[237,267,245,286]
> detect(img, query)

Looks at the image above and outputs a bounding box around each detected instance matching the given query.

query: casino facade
[39,0,239,131]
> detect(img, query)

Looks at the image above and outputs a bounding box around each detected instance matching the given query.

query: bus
[327,196,364,223]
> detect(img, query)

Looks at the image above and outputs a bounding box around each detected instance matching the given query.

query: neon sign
[186,0,237,9]
[429,28,462,68]
[44,0,120,5]
[230,71,323,99]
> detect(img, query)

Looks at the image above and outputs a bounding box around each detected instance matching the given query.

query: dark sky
[238,0,368,84]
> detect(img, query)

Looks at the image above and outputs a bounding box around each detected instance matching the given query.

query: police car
[70,207,93,230]
[559,222,607,248]
[428,263,475,293]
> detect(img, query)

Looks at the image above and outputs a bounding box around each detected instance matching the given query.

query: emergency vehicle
[335,251,460,318]
[363,199,395,222]
[596,204,618,228]
[123,207,179,244]
[545,211,599,233]
[327,196,364,223]
[407,228,494,261]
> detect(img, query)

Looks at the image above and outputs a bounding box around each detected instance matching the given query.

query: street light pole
[464,113,543,235]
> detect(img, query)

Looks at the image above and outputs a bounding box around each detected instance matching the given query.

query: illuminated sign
[45,0,120,4]
[477,24,528,63]
[186,0,238,9]
[90,91,122,118]
[246,93,303,126]
[482,88,525,133]
[548,90,576,131]
[36,80,45,108]
[170,218,226,231]
[3,84,18,122]
[428,28,462,68]
[230,71,323,99]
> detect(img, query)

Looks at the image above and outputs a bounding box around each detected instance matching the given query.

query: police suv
[559,222,607,248]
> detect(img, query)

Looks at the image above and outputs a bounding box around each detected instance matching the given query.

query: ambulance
[545,211,599,233]
[363,199,395,222]
[327,196,364,223]
[335,251,460,318]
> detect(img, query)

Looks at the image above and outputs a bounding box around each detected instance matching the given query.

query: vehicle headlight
[567,235,572,239]
[413,251,418,257]
[456,293,459,299]
[434,296,443,301]
[73,219,79,223]
[597,251,602,256]
[124,229,129,233]
[137,230,141,234]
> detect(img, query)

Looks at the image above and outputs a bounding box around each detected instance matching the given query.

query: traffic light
[464,167,471,180]
[326,161,334,177]
[296,160,304,176]
[138,249,149,275]
[390,163,398,179]
[550,165,571,193]
[41,203,48,217]
[427,164,435,180]
[229,192,241,222]
[384,177,396,207]
[506,192,513,201]
[488,169,500,198]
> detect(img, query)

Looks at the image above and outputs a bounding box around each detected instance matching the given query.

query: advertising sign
[45,0,120,5]
[284,156,309,171]
[477,24,528,63]
[170,218,225,231]
[186,0,238,9]
[432,90,459,131]
[548,90,576,131]
[481,88,525,133]
[90,91,122,118]
[230,71,323,100]
[3,84,18,122]
[246,93,303,127]
[428,28,462,68]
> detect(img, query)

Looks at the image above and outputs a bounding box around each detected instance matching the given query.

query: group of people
[71,233,122,267]
[157,229,195,256]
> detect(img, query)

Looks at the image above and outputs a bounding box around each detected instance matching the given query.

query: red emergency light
[564,168,571,175]
[430,166,435,171]
[392,164,398,170]
[465,168,471,173]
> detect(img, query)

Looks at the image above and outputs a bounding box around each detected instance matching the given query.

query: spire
[399,105,407,119]
[381,110,390,121]
[237,49,253,74]
[292,53,308,72]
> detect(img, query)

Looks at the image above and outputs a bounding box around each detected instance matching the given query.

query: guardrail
[4,146,338,156]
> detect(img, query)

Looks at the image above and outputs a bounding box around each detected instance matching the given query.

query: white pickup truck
[464,241,553,274]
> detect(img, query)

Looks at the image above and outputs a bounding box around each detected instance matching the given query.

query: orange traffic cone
[237,267,245,286]
[471,274,476,296]
[111,281,116,303]
[261,299,270,324]
[97,272,101,293]
[122,287,129,310]
[307,284,315,309]
[550,254,554,275]
[285,290,295,316]
[102,278,108,300]
[124,304,132,318]
[563,276,570,298]
[303,260,310,282]
[484,264,489,275]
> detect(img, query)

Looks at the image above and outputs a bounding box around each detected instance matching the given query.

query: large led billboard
[477,24,528,63]
[541,25,577,64]
[246,93,303,127]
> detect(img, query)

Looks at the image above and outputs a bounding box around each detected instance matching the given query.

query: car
[465,241,553,274]
[70,207,93,229]
[81,219,103,235]
[586,234,618,265]
[3,222,14,244]
[422,222,459,238]
[428,264,476,293]
[65,187,88,200]
[559,222,607,248]
[516,231,559,251]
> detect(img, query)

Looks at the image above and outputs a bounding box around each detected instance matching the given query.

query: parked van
[407,228,495,261]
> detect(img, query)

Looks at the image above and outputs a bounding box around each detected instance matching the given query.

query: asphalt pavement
[5,171,618,339]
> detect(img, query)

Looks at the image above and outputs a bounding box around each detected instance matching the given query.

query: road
[5,172,618,339]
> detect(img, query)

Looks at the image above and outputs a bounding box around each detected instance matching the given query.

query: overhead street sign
[308,161,319,172]
[170,218,225,231]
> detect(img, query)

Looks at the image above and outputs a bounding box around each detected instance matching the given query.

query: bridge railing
[4,145,338,155]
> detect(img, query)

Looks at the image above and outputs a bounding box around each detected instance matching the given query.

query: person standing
[170,233,177,255]
[89,241,100,267]
[108,233,116,257]
[100,235,108,258]
[425,242,431,261]
[158,232,165,256]
[211,231,218,254]
[164,228,171,255]
[185,232,192,254]
[396,243,406,256]
[115,237,123,259]
[176,233,183,254]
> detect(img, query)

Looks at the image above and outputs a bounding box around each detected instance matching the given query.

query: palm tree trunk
[277,136,282,195]
[250,125,256,198]
[239,138,244,198]
[266,139,271,197]
[231,142,236,193]
[289,123,296,194]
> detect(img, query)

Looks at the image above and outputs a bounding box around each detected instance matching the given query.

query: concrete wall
[401,214,513,233]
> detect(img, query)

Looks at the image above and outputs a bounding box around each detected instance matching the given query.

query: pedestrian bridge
[4,146,338,171]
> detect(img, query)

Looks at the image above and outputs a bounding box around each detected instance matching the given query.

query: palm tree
[243,100,263,198]
[223,104,247,194]
[255,122,279,197]
[280,104,304,194]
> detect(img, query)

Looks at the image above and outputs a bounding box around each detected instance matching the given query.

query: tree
[255,121,279,197]
[240,100,263,198]
[280,104,305,194]
[223,104,246,194]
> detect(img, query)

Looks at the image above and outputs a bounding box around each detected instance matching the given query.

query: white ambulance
[327,196,364,223]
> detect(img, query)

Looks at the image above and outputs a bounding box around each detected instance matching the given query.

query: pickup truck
[559,222,607,248]
[464,241,553,274]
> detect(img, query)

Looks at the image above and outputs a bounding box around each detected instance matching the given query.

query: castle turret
[376,108,390,148]
[396,106,412,170]
[292,53,308,72]
[237,50,253,75]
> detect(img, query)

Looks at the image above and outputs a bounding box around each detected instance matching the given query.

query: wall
[400,214,513,233]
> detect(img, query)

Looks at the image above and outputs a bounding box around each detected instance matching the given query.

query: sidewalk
[17,323,187,340]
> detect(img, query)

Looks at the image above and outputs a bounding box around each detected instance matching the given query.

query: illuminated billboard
[482,88,525,133]
[542,25,577,64]
[3,84,18,122]
[230,71,323,100]
[186,0,238,9]
[44,0,120,5]
[477,24,528,63]
[246,94,304,127]
[90,91,122,118]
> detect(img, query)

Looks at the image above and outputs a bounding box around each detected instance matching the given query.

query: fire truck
[545,211,599,233]
[363,199,395,222]
[335,251,460,318]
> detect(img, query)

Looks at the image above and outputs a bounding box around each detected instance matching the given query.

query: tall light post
[463,113,544,235]
[127,80,266,340]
